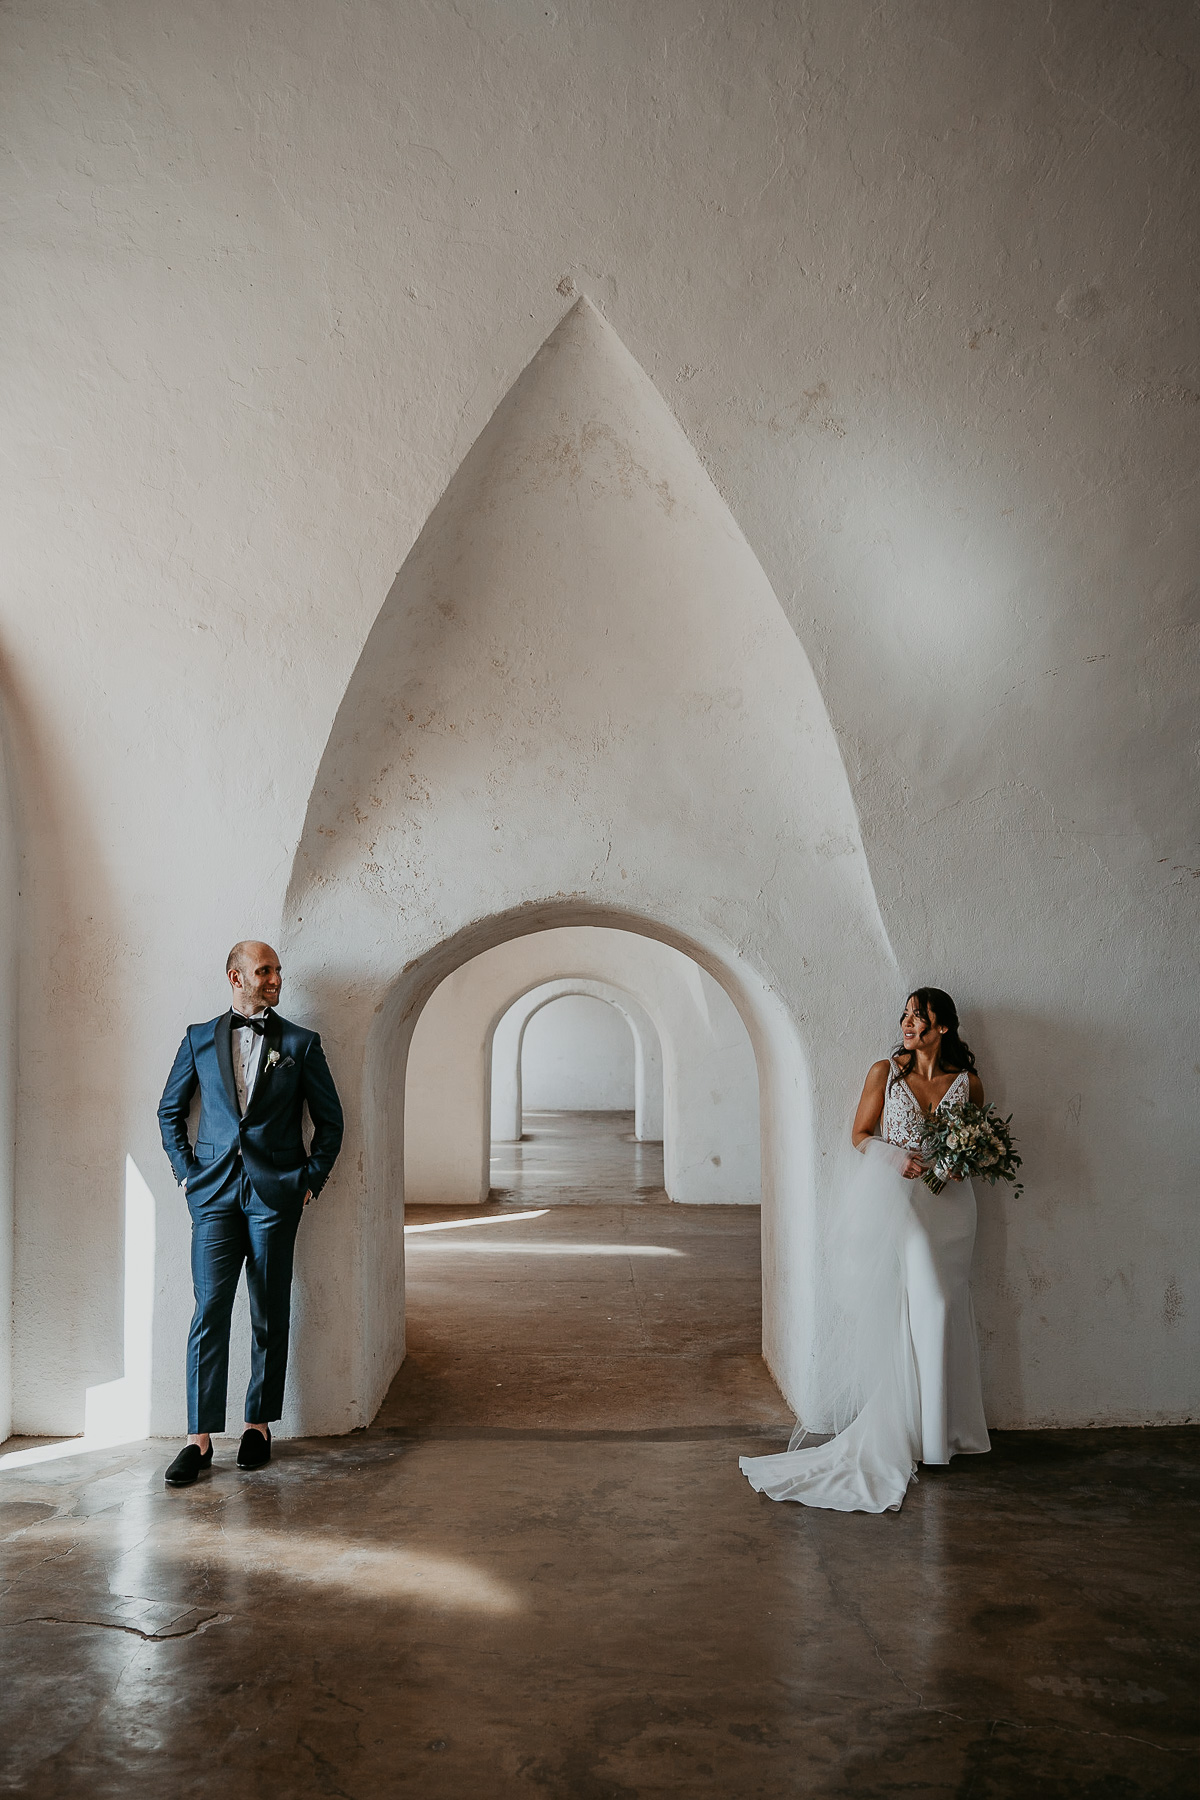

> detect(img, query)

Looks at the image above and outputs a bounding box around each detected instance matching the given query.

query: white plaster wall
[4,1,1196,1437]
[491,979,664,1142]
[407,928,758,1211]
[0,725,17,1442]
[521,996,634,1113]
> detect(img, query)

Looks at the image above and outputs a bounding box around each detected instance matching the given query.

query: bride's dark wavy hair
[892,987,977,1079]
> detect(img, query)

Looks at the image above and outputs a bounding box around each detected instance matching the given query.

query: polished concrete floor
[489,1108,671,1207]
[2,1113,1197,1796]
[387,1110,784,1432]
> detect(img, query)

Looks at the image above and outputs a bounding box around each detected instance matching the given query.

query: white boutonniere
[266,1049,280,1069]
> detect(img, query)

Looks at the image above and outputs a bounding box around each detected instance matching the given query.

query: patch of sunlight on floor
[184,1528,522,1612]
[487,1166,639,1177]
[404,1209,549,1234]
[0,1437,112,1471]
[405,1241,686,1257]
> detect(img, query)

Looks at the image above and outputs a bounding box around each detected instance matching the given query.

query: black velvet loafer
[164,1443,213,1487]
[236,1426,271,1469]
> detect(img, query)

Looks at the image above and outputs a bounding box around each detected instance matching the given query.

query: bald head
[226,942,282,1016]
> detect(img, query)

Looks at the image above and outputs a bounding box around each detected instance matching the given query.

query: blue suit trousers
[186,1166,303,1434]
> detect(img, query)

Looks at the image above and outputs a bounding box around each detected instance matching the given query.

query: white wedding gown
[740,1061,990,1513]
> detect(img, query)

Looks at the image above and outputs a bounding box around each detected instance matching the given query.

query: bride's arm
[851,1061,891,1151]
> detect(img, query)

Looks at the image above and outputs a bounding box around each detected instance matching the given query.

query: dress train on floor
[741,1130,990,1514]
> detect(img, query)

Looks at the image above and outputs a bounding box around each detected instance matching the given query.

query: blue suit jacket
[158,1009,344,1209]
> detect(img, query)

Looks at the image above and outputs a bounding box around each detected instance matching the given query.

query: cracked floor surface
[2,1114,1197,1796]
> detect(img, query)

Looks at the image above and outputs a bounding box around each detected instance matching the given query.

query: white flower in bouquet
[916,1101,1023,1196]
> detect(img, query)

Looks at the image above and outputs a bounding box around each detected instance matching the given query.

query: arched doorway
[278,897,817,1439]
[403,927,760,1210]
[519,993,637,1117]
[383,916,783,1433]
[494,979,663,1135]
[499,985,654,1141]
[494,979,664,1213]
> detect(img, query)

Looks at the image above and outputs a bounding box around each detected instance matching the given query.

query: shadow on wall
[1,1156,155,1467]
[0,652,129,1441]
[964,1005,1100,1431]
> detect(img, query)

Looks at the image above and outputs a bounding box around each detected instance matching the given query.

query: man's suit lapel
[214,1011,239,1116]
[243,1013,284,1121]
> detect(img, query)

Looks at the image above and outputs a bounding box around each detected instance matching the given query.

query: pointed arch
[279,299,896,1435]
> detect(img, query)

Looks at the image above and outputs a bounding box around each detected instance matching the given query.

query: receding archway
[404,928,759,1213]
[381,909,792,1436]
[292,900,808,1441]
[496,980,663,1143]
[520,993,635,1112]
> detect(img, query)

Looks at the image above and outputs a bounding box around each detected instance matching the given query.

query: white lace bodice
[881,1058,969,1151]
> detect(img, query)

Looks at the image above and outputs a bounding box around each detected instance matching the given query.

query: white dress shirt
[230,1012,269,1116]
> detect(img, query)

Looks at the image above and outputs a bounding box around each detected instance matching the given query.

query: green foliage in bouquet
[916,1101,1024,1197]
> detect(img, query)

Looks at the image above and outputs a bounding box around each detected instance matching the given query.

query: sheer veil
[788,1136,912,1447]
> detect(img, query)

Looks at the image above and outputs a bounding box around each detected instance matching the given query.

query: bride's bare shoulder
[862,1058,892,1091]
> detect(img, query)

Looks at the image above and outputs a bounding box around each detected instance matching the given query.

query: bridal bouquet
[916,1102,1023,1196]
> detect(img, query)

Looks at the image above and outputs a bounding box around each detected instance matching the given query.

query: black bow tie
[232,1014,269,1035]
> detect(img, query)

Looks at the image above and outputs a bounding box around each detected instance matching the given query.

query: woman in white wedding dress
[740,987,991,1514]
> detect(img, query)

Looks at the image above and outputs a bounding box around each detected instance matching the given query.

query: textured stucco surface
[276,295,882,1434]
[0,731,16,1440]
[2,0,1196,1435]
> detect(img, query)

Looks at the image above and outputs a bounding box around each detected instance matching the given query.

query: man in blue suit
[158,941,344,1485]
